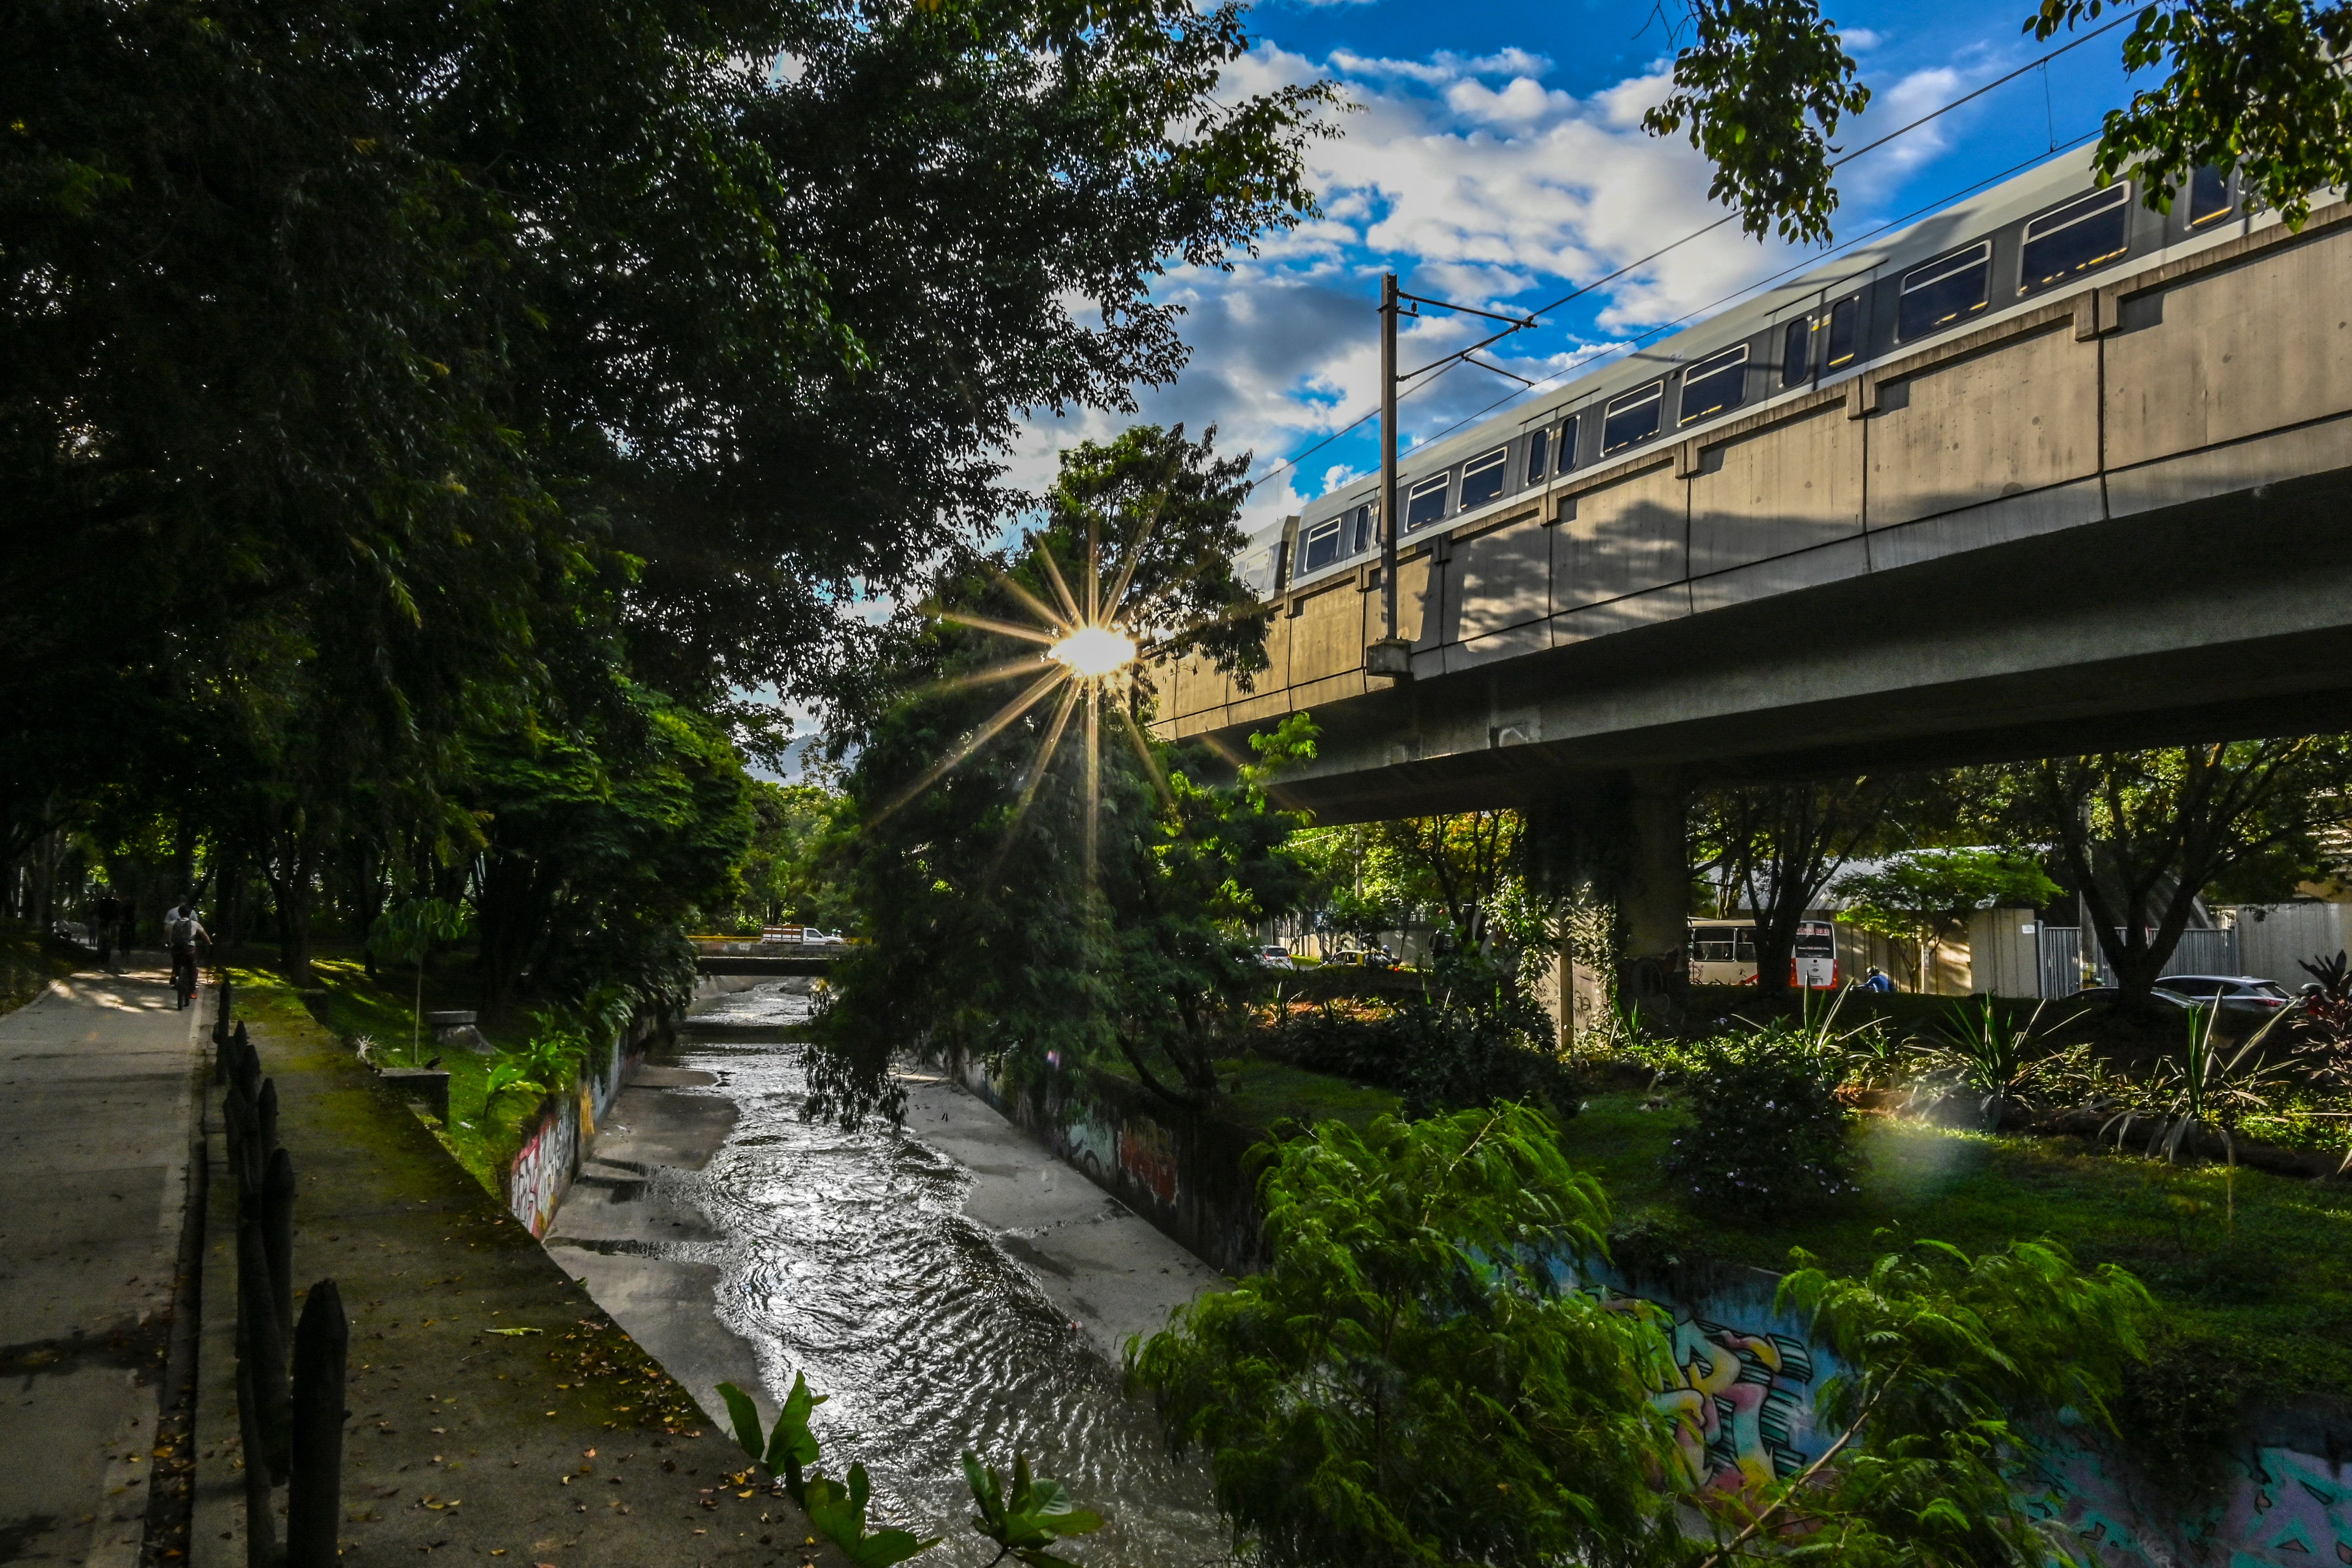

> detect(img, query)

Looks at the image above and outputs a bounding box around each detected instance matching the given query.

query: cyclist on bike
[167,898,209,1010]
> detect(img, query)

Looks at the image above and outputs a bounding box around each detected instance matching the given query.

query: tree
[732,784,852,932]
[1692,777,1906,999]
[1991,741,2352,1000]
[469,685,756,1018]
[1127,1106,1682,1568]
[809,424,1296,1126]
[3,0,1334,901]
[1836,848,2063,989]
[1645,0,2352,241]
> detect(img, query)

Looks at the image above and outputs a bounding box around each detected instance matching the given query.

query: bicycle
[172,947,200,1011]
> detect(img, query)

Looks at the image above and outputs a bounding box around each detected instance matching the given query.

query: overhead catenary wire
[1239,11,2137,497]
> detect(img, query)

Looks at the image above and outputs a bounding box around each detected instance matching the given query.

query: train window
[1348,502,1376,555]
[1524,428,1549,485]
[2020,184,2130,292]
[1824,296,1860,368]
[1557,414,1580,472]
[1781,317,1813,388]
[1299,517,1343,574]
[1601,382,1663,454]
[1458,447,1507,509]
[1406,474,1449,531]
[1898,241,1991,341]
[1679,344,1750,424]
[2190,165,2232,227]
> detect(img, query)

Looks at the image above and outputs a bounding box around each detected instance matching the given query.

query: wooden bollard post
[285,1280,348,1568]
[257,1079,280,1164]
[263,1148,295,1346]
[237,1216,291,1485]
[235,1354,281,1568]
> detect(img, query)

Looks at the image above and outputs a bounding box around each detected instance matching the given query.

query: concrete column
[1616,771,1688,1006]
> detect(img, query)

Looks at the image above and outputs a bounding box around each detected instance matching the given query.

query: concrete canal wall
[945,1047,1269,1276]
[502,1013,657,1236]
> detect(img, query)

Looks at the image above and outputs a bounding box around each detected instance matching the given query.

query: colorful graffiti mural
[1119,1117,1181,1208]
[1580,1268,2352,1565]
[508,1092,579,1238]
[2033,1442,2352,1567]
[1647,1308,1818,1495]
[1586,1286,1822,1500]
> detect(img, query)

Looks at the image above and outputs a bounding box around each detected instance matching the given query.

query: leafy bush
[1661,1032,1855,1214]
[1260,989,1573,1117]
[1128,1106,1677,1568]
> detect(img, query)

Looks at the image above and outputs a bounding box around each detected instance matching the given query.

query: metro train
[1243,147,2260,596]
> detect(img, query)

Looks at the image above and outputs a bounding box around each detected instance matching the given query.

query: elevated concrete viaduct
[1147,195,2352,990]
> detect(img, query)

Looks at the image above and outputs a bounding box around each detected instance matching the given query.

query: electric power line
[1240,12,2137,497]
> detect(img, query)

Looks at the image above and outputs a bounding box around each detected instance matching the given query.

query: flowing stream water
[663,983,1232,1567]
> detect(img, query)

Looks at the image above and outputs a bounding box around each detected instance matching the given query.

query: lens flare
[1048,625,1137,678]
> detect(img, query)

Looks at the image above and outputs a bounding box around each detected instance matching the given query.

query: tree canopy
[3,0,1332,1011]
[1644,0,2352,241]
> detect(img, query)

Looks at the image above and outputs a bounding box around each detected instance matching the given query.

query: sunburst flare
[877,530,1164,881]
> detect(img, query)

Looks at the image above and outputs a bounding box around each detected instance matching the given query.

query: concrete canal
[545,981,1232,1567]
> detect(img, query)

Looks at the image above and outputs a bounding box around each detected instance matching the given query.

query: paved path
[0,962,206,1568]
[186,976,846,1568]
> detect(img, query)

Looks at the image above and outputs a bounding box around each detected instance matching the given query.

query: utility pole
[1360,272,1535,680]
[1366,273,1411,680]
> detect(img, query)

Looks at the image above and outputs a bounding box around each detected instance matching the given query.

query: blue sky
[1004,0,2142,536]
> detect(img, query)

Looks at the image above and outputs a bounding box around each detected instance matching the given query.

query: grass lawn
[223,947,556,1199]
[1217,1055,1402,1130]
[1559,1088,2352,1400]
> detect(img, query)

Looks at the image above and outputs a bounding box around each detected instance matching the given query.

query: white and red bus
[1688,919,1840,988]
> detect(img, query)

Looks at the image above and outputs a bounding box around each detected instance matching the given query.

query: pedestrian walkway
[186,975,843,1568]
[0,961,206,1568]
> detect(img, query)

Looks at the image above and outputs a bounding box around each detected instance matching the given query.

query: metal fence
[2035,924,2242,993]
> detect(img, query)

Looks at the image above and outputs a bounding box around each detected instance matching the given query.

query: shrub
[1661,1032,1855,1214]
[1260,992,1574,1116]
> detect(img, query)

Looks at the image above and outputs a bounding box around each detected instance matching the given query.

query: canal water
[667,983,1231,1568]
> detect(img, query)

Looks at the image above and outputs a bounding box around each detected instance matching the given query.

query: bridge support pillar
[1616,772,1687,1013]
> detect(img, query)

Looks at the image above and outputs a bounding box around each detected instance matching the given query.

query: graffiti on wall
[1597,1291,1820,1497]
[2033,1442,2352,1567]
[509,1094,578,1238]
[1062,1111,1117,1188]
[1119,1117,1180,1208]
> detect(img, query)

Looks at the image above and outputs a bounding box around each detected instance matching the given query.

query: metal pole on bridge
[1367,273,1410,680]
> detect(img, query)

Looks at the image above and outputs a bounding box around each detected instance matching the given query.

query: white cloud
[1008,38,1826,536]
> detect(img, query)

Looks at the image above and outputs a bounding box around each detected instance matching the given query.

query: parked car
[1327,946,1399,970]
[1255,944,1297,971]
[2153,974,2293,1013]
[2072,984,2195,1008]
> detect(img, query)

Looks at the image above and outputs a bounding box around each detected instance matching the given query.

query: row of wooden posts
[213,981,349,1568]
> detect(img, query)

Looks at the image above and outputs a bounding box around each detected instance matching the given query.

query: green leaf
[713,1381,766,1467]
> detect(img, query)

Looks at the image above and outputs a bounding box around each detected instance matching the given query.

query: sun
[1048,625,1137,678]
[875,522,1175,882]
